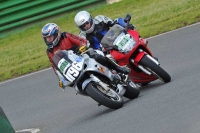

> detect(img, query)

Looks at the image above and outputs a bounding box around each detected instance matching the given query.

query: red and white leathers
[46,32,87,77]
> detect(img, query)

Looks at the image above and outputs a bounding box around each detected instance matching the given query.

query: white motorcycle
[51,48,140,109]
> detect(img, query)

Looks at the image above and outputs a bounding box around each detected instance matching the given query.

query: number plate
[58,58,71,73]
[117,35,130,49]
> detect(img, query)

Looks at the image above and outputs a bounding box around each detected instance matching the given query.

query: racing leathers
[79,15,113,49]
[78,15,135,50]
[46,32,86,84]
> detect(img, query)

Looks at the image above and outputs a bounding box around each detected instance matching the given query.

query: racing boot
[107,58,130,74]
[112,73,121,84]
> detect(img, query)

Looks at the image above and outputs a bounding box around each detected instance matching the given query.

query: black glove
[112,45,119,50]
[128,24,135,30]
[108,21,115,27]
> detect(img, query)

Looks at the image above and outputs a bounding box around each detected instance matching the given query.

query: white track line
[16,128,40,133]
[148,22,200,39]
[0,68,51,84]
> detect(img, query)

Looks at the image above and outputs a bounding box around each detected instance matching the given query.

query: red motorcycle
[101,14,171,85]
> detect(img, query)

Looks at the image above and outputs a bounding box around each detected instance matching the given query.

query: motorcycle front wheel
[85,82,123,109]
[139,55,171,83]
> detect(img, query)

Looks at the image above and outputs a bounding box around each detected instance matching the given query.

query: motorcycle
[100,14,171,86]
[51,48,140,109]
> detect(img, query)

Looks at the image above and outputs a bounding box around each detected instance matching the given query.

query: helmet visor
[79,18,93,31]
[44,32,58,47]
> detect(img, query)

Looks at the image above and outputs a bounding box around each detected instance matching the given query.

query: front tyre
[85,82,123,109]
[139,55,171,83]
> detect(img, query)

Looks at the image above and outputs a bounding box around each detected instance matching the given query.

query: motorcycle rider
[42,23,130,89]
[74,10,151,54]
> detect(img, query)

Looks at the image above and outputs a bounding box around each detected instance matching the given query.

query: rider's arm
[94,15,113,26]
[66,32,87,46]
[79,32,90,48]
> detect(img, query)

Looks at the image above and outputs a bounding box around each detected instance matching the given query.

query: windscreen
[101,24,124,47]
[51,51,73,72]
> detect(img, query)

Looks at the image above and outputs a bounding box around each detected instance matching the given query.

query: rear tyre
[85,82,123,109]
[139,55,171,83]
[124,81,140,99]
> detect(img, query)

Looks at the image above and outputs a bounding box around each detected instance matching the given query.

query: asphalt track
[0,22,200,133]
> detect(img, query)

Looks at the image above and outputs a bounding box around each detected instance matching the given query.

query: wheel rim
[95,84,121,101]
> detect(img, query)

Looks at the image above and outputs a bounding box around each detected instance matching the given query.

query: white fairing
[51,49,137,102]
[57,51,84,82]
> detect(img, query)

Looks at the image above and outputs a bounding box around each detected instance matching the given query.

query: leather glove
[59,80,65,88]
[79,45,87,53]
[128,24,135,30]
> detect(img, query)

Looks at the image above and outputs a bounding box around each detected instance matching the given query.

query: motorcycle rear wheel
[139,55,171,83]
[85,82,123,109]
[124,81,140,99]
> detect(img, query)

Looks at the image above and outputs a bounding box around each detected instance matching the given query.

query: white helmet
[74,11,95,34]
[42,23,61,48]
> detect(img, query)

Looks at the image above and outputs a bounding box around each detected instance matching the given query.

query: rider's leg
[88,50,130,74]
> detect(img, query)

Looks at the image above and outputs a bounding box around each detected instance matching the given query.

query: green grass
[0,0,200,82]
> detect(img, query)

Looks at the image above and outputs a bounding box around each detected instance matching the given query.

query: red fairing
[111,50,128,66]
[133,51,145,66]
[109,28,158,83]
[127,29,140,42]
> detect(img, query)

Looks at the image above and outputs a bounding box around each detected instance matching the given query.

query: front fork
[131,49,160,75]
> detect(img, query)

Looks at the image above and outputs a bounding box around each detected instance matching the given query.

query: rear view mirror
[124,14,131,23]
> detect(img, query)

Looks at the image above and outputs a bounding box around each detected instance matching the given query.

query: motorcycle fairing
[70,54,116,93]
[101,24,136,53]
[127,29,140,43]
[128,69,157,83]
[82,56,114,79]
[52,50,84,84]
[133,51,146,66]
